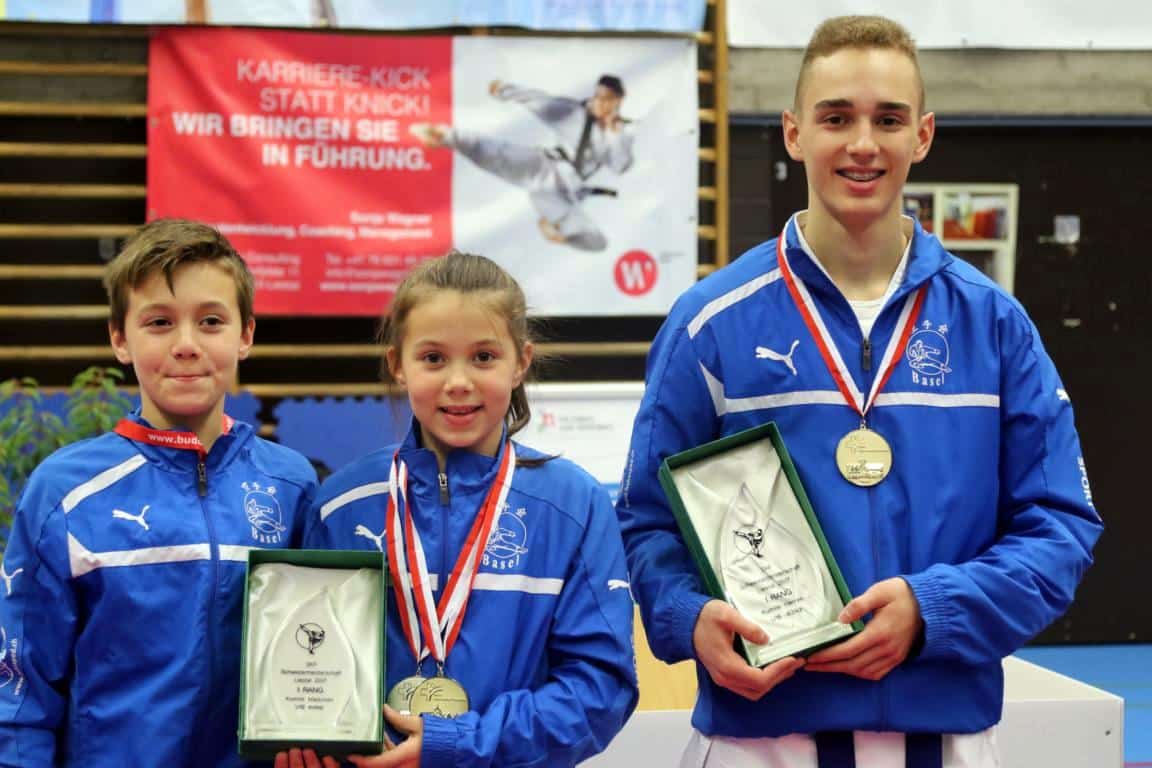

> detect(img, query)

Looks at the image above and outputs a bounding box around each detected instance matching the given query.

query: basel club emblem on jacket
[483,505,530,570]
[244,481,286,544]
[905,320,952,388]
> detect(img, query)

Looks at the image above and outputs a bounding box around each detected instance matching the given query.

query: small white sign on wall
[521,382,645,499]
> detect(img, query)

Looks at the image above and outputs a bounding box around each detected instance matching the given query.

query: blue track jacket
[305,425,638,767]
[0,414,317,767]
[618,215,1103,737]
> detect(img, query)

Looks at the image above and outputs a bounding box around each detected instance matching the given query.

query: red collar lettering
[113,415,235,454]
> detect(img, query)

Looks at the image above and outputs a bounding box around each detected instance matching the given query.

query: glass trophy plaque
[265,587,358,730]
[239,550,385,758]
[659,422,861,666]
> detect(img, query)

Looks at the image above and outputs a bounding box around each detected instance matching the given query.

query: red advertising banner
[148,28,453,315]
[149,29,699,317]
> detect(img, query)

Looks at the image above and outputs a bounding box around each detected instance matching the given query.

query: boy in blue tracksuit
[0,219,317,767]
[289,251,636,768]
[617,15,1102,768]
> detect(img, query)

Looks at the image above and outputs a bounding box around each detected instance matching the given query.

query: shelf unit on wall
[903,182,1019,294]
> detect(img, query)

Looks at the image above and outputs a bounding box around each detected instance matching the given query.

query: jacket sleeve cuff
[667,590,713,662]
[418,715,459,768]
[903,571,951,660]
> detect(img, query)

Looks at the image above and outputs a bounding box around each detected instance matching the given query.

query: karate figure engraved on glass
[267,587,356,729]
[717,481,831,642]
[660,423,862,666]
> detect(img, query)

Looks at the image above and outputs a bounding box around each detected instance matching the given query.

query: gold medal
[774,228,925,490]
[836,427,892,486]
[385,675,428,714]
[408,675,470,718]
[386,444,511,721]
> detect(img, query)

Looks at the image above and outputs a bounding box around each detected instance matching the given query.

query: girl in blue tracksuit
[284,250,637,768]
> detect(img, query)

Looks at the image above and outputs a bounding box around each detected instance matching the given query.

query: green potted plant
[0,366,134,553]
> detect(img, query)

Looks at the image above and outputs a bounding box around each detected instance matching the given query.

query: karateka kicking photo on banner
[437,37,698,316]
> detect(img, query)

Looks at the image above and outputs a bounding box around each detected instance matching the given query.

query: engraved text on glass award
[718,481,830,643]
[266,587,356,731]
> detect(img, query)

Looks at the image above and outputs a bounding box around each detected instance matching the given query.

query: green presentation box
[239,548,387,759]
[659,421,863,666]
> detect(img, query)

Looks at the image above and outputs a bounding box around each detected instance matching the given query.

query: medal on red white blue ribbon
[384,443,515,715]
[775,229,924,486]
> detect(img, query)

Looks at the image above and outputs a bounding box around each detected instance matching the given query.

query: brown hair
[104,219,254,332]
[794,15,925,113]
[380,250,538,438]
